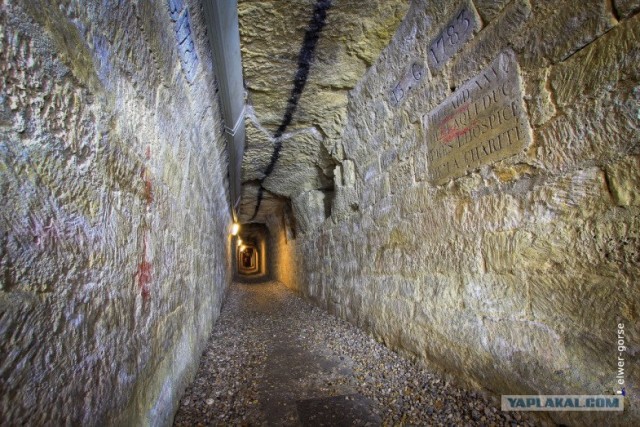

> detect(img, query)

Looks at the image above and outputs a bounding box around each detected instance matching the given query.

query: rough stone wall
[297,0,639,425]
[0,0,231,424]
[266,208,298,292]
[237,0,408,224]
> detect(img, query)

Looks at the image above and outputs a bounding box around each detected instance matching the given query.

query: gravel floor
[173,281,541,426]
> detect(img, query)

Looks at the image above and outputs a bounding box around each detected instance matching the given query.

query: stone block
[615,0,640,17]
[426,3,480,72]
[293,190,328,235]
[525,0,616,64]
[398,278,422,301]
[379,148,398,171]
[474,0,512,23]
[333,164,343,187]
[528,273,637,346]
[425,51,532,185]
[342,159,356,187]
[550,13,640,109]
[388,159,414,193]
[606,155,640,206]
[413,146,430,182]
[362,159,380,183]
[588,214,640,278]
[527,167,612,221]
[523,67,556,127]
[450,0,532,88]
[536,96,639,174]
[482,230,533,273]
[462,273,528,316]
[414,274,465,326]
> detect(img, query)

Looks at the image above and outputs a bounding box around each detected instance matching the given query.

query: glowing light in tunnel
[231,223,240,236]
[237,238,243,247]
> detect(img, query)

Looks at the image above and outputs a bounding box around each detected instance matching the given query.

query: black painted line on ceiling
[250,0,332,220]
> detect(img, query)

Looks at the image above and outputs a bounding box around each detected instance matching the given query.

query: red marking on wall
[140,156,154,205]
[439,103,469,129]
[143,169,154,204]
[440,124,472,144]
[135,234,152,300]
[437,103,475,145]
[135,144,153,301]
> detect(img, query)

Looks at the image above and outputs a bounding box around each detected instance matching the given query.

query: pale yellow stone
[606,155,640,206]
[523,67,556,127]
[492,163,535,182]
[551,13,640,109]
[292,3,640,426]
[238,0,408,217]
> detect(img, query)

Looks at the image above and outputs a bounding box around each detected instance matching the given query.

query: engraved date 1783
[428,7,475,70]
[389,6,476,106]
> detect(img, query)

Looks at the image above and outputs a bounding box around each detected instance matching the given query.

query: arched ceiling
[237,0,409,223]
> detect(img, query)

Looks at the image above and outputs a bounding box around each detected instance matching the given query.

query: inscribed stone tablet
[427,6,477,71]
[423,51,531,184]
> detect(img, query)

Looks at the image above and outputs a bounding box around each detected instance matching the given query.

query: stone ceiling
[237,0,408,223]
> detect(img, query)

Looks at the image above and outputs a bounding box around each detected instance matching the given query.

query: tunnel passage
[232,223,270,280]
[239,246,258,272]
[1,0,639,425]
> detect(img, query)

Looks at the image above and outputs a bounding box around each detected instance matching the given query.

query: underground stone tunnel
[1,0,639,425]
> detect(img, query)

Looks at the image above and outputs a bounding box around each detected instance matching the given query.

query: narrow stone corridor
[173,281,537,426]
[2,0,638,424]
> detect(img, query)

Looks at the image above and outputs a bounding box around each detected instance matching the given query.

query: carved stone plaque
[389,6,475,107]
[389,61,426,106]
[427,6,477,71]
[423,52,531,184]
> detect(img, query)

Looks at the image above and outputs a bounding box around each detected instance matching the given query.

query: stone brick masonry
[0,0,231,424]
[295,1,640,425]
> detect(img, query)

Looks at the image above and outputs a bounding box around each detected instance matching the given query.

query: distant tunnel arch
[233,223,269,280]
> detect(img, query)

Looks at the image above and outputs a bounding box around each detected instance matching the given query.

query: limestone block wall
[0,0,231,424]
[267,208,299,292]
[297,0,639,425]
